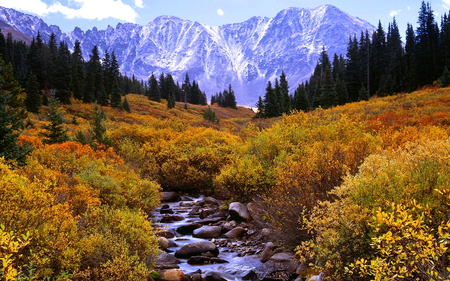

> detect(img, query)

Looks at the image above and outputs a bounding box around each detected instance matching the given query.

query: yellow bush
[0,224,31,281]
[0,140,161,279]
[298,139,450,280]
[352,202,450,281]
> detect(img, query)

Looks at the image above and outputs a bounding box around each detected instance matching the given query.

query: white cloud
[444,0,450,10]
[49,0,138,22]
[0,0,50,16]
[0,0,139,23]
[134,0,143,8]
[407,6,411,11]
[390,9,401,17]
[217,8,224,16]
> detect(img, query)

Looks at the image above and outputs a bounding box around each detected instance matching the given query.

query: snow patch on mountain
[0,5,375,105]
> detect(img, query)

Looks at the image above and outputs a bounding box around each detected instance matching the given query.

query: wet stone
[176,223,202,235]
[161,208,175,214]
[161,215,184,223]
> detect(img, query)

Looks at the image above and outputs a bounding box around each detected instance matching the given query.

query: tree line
[256,1,450,117]
[0,30,209,113]
[210,85,237,109]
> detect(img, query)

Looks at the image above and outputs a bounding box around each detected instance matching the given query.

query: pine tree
[441,12,450,69]
[358,31,371,93]
[279,72,290,114]
[384,19,405,94]
[71,40,85,100]
[405,23,419,92]
[89,105,112,149]
[371,21,387,95]
[159,73,168,100]
[439,66,450,87]
[203,106,219,124]
[39,99,70,144]
[165,74,177,109]
[25,72,41,113]
[0,76,31,166]
[263,81,280,118]
[316,66,338,109]
[110,77,122,108]
[147,73,161,102]
[0,32,6,60]
[345,36,363,102]
[167,89,176,109]
[122,96,131,112]
[74,130,88,145]
[54,41,72,104]
[254,96,264,118]
[332,54,346,81]
[293,83,310,112]
[224,84,237,109]
[84,46,104,104]
[102,50,112,99]
[4,33,13,65]
[416,1,440,86]
[26,32,46,90]
[335,77,349,105]
[182,73,191,105]
[1,59,27,120]
[358,85,370,101]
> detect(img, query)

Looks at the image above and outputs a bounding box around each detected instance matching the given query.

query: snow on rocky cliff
[0,5,374,105]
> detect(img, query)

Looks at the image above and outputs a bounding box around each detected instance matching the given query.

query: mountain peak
[0,5,374,105]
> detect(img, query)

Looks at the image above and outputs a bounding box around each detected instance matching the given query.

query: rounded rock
[228,202,251,221]
[193,226,222,239]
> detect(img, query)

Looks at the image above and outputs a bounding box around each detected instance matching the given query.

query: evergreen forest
[1,1,450,280]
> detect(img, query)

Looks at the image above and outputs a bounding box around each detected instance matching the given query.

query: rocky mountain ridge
[0,5,375,105]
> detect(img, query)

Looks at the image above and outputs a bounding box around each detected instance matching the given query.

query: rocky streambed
[151,192,308,281]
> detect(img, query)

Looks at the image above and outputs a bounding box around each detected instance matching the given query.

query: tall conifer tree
[40,99,70,144]
[0,75,31,166]
[71,40,85,100]
[25,72,41,113]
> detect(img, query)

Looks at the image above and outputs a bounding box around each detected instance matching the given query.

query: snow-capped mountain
[0,5,374,105]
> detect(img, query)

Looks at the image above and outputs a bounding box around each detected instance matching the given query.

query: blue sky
[0,0,449,34]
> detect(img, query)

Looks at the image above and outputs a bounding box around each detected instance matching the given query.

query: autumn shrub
[73,207,157,280]
[351,202,450,281]
[297,139,450,280]
[0,158,80,278]
[0,140,161,279]
[28,141,160,213]
[215,110,380,245]
[268,113,380,244]
[214,117,296,201]
[0,224,31,280]
[115,124,240,192]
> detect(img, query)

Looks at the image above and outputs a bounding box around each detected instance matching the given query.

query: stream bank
[151,192,308,281]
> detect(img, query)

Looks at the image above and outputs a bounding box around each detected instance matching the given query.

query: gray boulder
[256,251,299,280]
[193,226,222,239]
[174,241,219,258]
[259,242,275,263]
[223,227,246,239]
[155,251,180,269]
[223,264,258,280]
[176,223,202,235]
[228,202,251,221]
[204,272,227,281]
[161,192,181,202]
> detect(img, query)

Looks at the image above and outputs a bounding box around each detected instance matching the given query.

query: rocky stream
[151,192,315,281]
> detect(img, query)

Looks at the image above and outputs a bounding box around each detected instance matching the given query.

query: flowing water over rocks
[151,192,306,281]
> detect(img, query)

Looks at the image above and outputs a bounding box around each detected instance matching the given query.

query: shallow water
[152,195,263,279]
